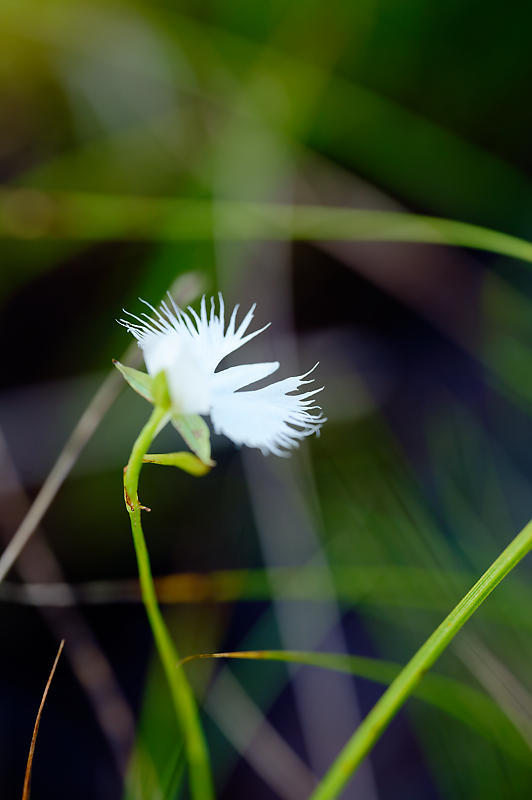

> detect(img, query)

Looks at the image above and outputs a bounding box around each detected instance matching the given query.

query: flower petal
[165,346,211,414]
[210,369,326,456]
[212,362,280,395]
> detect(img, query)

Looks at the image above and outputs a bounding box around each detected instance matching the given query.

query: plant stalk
[310,518,532,800]
[124,405,214,800]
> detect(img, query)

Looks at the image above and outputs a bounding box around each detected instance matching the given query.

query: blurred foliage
[1,1,532,799]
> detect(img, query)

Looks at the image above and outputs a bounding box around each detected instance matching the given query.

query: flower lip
[119,293,326,455]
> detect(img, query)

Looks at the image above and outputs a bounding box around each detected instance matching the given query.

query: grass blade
[180,648,531,764]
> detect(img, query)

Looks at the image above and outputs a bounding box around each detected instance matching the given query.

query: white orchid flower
[117,294,325,457]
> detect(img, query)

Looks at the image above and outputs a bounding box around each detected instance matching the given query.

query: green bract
[113,360,154,402]
[114,360,213,466]
[171,414,213,466]
[152,370,172,409]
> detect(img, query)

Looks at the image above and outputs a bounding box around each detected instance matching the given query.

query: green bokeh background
[1,2,532,798]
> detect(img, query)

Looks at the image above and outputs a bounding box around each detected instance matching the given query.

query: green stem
[124,406,214,800]
[310,518,532,800]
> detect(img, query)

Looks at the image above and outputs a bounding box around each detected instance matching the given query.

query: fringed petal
[212,362,280,395]
[210,370,326,456]
[119,293,270,376]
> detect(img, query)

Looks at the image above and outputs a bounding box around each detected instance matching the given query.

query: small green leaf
[113,360,154,403]
[171,414,213,465]
[143,452,212,477]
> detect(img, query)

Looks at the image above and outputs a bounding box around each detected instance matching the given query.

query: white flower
[119,294,326,456]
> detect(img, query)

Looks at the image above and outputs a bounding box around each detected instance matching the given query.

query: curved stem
[310,518,532,800]
[124,406,214,800]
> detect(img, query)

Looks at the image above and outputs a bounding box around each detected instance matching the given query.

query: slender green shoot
[124,406,214,800]
[308,518,532,800]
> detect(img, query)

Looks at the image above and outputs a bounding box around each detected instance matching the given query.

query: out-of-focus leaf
[5,190,532,262]
[3,190,532,266]
[180,649,532,764]
[122,657,186,800]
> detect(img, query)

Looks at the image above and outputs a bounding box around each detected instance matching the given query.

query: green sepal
[113,360,153,403]
[142,452,212,477]
[171,414,213,465]
[152,370,172,409]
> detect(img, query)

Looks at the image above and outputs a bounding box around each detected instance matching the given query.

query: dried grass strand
[22,640,65,800]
